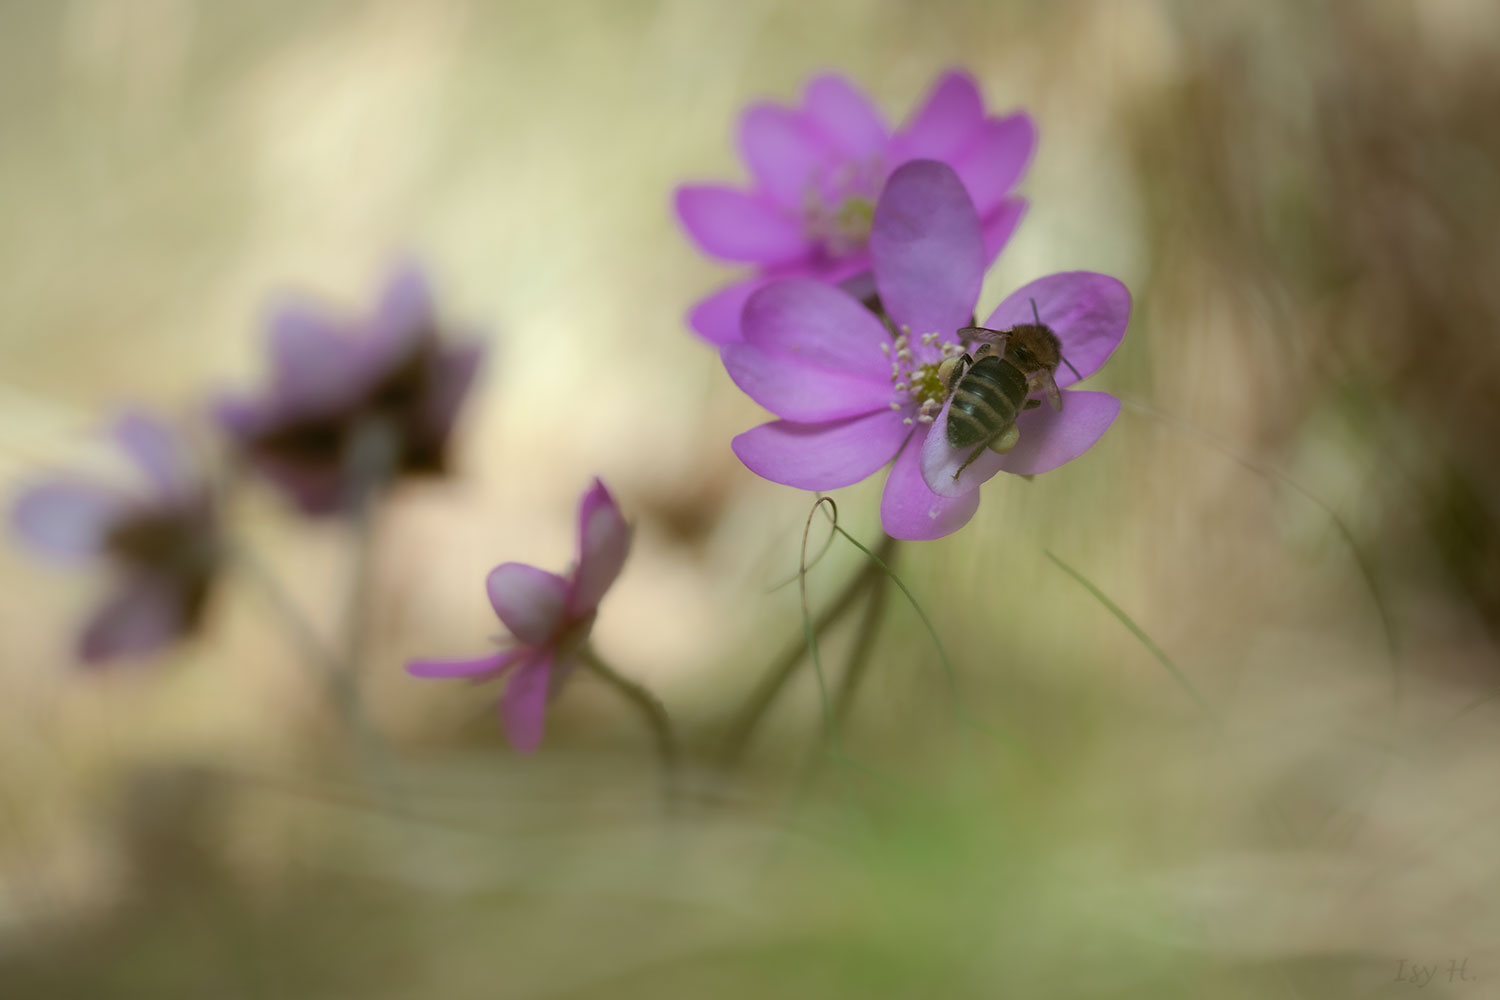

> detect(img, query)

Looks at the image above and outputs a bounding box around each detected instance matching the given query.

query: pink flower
[675,70,1035,344]
[10,412,221,664]
[725,160,1131,540]
[216,262,484,516]
[406,479,631,753]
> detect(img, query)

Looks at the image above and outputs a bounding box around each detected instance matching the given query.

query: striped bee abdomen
[946,356,1028,448]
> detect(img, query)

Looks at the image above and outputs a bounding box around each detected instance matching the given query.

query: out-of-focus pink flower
[216,263,484,516]
[406,479,631,753]
[675,70,1035,344]
[724,160,1130,540]
[10,412,221,664]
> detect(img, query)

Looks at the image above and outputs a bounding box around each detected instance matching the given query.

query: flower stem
[832,552,892,725]
[230,541,346,714]
[578,645,677,775]
[335,418,400,733]
[718,533,898,765]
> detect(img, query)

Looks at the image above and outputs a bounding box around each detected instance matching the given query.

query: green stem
[579,645,677,774]
[718,533,898,765]
[832,551,892,725]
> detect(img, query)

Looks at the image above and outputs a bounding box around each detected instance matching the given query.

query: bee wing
[957,326,1011,356]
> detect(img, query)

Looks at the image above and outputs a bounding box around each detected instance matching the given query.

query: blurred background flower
[2,1,1500,996]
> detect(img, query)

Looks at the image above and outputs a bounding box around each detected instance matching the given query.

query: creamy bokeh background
[2,1,1499,995]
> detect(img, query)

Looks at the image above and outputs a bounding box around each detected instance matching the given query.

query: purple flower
[675,70,1035,344]
[406,479,631,753]
[10,412,221,664]
[725,160,1130,541]
[217,263,484,516]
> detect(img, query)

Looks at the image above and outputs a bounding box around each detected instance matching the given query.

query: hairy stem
[579,645,677,775]
[719,532,898,765]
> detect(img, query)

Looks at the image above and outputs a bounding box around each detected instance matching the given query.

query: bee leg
[1027,371,1063,411]
[953,441,991,480]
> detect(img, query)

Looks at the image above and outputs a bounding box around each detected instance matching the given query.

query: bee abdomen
[947,357,1027,448]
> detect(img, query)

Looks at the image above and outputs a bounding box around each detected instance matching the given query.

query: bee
[936,300,1082,479]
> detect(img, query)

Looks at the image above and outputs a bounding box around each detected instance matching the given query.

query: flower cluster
[9,66,1129,757]
[676,71,1035,343]
[721,159,1129,539]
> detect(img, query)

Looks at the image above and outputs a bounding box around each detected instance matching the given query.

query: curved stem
[578,645,677,775]
[718,533,898,765]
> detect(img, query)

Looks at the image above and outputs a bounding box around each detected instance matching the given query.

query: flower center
[803,160,883,258]
[880,328,964,427]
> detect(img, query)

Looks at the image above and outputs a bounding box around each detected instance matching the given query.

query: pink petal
[486,563,569,645]
[951,113,1036,216]
[674,186,809,264]
[267,300,355,409]
[11,481,125,564]
[687,276,773,345]
[919,390,1123,495]
[893,70,985,162]
[569,478,631,614]
[738,103,838,210]
[803,74,889,158]
[419,339,485,443]
[741,278,893,381]
[501,653,554,753]
[732,411,910,490]
[870,160,984,337]
[879,430,981,541]
[113,411,189,498]
[981,273,1132,388]
[996,390,1121,476]
[721,342,893,423]
[77,575,186,664]
[405,648,526,680]
[981,197,1028,266]
[364,262,436,376]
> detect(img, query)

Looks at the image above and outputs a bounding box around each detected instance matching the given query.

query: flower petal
[919,390,1123,493]
[406,648,525,680]
[721,343,893,423]
[738,103,837,210]
[803,74,888,158]
[687,276,772,345]
[570,478,631,614]
[77,575,186,664]
[894,70,985,162]
[952,113,1036,215]
[419,339,485,444]
[486,563,569,645]
[981,197,1027,267]
[365,261,436,374]
[267,300,355,409]
[501,653,554,753]
[982,273,1132,388]
[742,278,893,381]
[870,160,984,336]
[11,481,125,564]
[674,185,809,264]
[114,411,189,498]
[732,411,909,490]
[996,390,1121,475]
[879,430,981,540]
